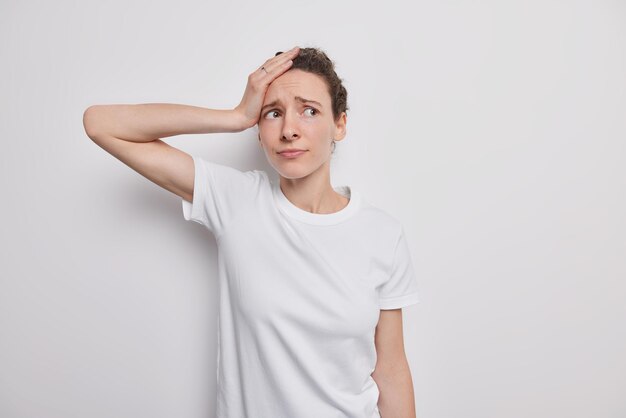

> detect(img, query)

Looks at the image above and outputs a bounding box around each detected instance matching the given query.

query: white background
[1,1,625,417]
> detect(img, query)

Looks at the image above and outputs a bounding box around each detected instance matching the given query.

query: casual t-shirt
[181,155,420,418]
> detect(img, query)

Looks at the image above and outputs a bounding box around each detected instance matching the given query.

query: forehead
[264,69,329,104]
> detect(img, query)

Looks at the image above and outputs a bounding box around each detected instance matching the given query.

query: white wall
[1,1,624,417]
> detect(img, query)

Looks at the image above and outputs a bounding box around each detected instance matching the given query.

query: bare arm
[82,46,301,203]
[82,105,246,203]
[83,46,301,142]
[372,309,417,418]
[82,104,246,142]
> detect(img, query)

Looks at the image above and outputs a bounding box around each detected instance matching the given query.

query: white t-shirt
[182,155,420,418]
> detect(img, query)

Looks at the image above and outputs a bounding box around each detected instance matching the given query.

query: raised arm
[82,105,245,203]
[81,45,300,203]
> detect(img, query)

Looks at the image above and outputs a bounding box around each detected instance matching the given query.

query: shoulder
[358,199,405,232]
[355,198,407,245]
[193,156,269,192]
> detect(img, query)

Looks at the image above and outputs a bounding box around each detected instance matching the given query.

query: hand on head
[234,46,301,130]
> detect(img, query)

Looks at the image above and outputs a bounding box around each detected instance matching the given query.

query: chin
[271,163,311,180]
[275,168,307,180]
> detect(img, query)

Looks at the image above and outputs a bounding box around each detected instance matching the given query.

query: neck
[279,175,349,215]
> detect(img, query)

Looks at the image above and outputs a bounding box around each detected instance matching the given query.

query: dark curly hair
[274,47,349,124]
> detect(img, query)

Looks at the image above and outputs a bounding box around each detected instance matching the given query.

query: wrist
[231,107,256,132]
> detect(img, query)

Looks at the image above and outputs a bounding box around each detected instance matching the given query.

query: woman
[83,46,419,418]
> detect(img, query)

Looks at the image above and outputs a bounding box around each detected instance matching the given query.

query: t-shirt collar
[272,181,361,226]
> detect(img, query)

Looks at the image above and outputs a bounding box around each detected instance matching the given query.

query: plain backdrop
[1,1,625,417]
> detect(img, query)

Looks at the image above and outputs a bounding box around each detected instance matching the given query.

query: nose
[281,111,299,141]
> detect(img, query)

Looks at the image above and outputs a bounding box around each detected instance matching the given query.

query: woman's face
[257,69,346,180]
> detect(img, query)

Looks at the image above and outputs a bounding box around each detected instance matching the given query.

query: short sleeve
[181,155,264,238]
[378,227,421,310]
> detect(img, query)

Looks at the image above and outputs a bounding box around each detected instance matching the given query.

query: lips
[278,149,307,158]
[278,149,307,154]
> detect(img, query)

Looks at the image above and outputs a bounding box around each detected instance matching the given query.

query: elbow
[83,105,104,141]
[372,357,411,386]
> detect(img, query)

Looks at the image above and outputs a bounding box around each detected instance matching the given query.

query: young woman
[83,46,419,418]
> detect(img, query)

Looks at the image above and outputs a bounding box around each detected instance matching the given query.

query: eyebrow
[261,96,323,113]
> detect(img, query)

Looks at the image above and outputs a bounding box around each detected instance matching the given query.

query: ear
[334,112,347,141]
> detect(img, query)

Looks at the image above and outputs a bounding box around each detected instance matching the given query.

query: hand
[234,46,300,130]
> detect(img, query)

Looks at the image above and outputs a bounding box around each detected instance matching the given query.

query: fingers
[258,46,300,76]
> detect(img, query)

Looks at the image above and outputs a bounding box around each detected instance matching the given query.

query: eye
[264,110,281,119]
[304,107,318,117]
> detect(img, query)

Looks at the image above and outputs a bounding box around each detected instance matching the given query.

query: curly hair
[274,47,349,154]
